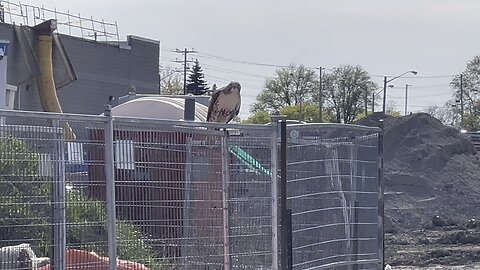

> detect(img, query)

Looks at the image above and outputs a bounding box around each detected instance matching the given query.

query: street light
[382,70,417,115]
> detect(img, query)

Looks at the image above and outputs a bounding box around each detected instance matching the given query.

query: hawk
[207,81,241,123]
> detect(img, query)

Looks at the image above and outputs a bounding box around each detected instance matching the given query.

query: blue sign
[0,40,9,56]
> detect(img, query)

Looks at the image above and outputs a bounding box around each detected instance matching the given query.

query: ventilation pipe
[33,20,76,140]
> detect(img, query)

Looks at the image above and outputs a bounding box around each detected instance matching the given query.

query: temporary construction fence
[285,123,382,269]
[0,108,382,270]
[464,131,480,151]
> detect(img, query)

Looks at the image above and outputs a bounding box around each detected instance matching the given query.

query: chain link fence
[0,109,382,270]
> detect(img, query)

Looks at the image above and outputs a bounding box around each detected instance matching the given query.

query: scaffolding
[0,0,119,43]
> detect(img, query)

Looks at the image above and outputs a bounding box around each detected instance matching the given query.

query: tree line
[160,59,210,95]
[161,56,480,131]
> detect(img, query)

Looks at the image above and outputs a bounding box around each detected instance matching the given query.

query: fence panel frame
[285,123,382,270]
[0,108,383,270]
[105,105,117,270]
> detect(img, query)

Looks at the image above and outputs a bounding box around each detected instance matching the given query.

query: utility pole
[318,67,323,122]
[382,76,387,116]
[365,86,368,117]
[404,84,411,116]
[382,71,417,116]
[173,48,197,94]
[460,74,464,127]
[372,92,375,113]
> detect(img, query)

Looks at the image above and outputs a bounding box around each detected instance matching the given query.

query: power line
[202,63,273,79]
[203,67,271,80]
[370,74,455,79]
[388,84,453,90]
[206,74,263,91]
[170,49,460,79]
[197,52,289,68]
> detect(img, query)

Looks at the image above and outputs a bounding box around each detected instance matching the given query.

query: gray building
[0,22,159,115]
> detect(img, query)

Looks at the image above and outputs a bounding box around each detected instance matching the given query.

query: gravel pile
[356,113,480,232]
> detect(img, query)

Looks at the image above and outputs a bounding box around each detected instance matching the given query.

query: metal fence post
[271,115,289,270]
[52,119,66,270]
[270,116,280,270]
[221,131,232,270]
[279,118,290,270]
[286,209,293,270]
[378,120,385,269]
[353,201,359,270]
[104,105,118,270]
[182,136,193,267]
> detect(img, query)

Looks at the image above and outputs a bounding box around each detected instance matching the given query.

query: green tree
[0,137,162,268]
[450,56,480,130]
[251,65,318,114]
[160,67,182,95]
[323,65,377,123]
[0,137,49,253]
[279,103,332,123]
[241,111,271,124]
[186,59,209,95]
[462,111,480,131]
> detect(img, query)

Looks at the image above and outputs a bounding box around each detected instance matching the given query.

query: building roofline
[127,35,160,45]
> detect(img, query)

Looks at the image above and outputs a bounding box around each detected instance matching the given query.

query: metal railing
[0,108,382,270]
[0,0,119,43]
[464,132,480,151]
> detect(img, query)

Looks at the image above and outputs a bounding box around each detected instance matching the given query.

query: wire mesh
[286,124,381,270]
[0,111,110,269]
[0,109,382,270]
[228,128,274,270]
[107,119,277,270]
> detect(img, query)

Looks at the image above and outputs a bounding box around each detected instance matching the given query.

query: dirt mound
[356,113,480,232]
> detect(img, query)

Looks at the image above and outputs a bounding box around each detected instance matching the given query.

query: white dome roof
[110,97,208,121]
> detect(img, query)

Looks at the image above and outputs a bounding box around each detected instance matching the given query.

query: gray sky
[21,0,480,117]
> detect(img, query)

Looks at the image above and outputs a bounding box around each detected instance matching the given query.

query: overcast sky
[19,0,480,117]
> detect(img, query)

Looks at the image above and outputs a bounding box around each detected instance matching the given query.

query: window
[67,142,84,164]
[114,140,135,170]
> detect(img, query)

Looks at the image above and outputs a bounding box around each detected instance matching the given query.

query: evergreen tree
[186,59,209,95]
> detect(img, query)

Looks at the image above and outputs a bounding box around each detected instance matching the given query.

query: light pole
[379,70,416,270]
[373,84,394,113]
[382,70,417,115]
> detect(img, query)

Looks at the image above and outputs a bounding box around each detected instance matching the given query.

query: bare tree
[160,67,183,95]
[425,105,450,125]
